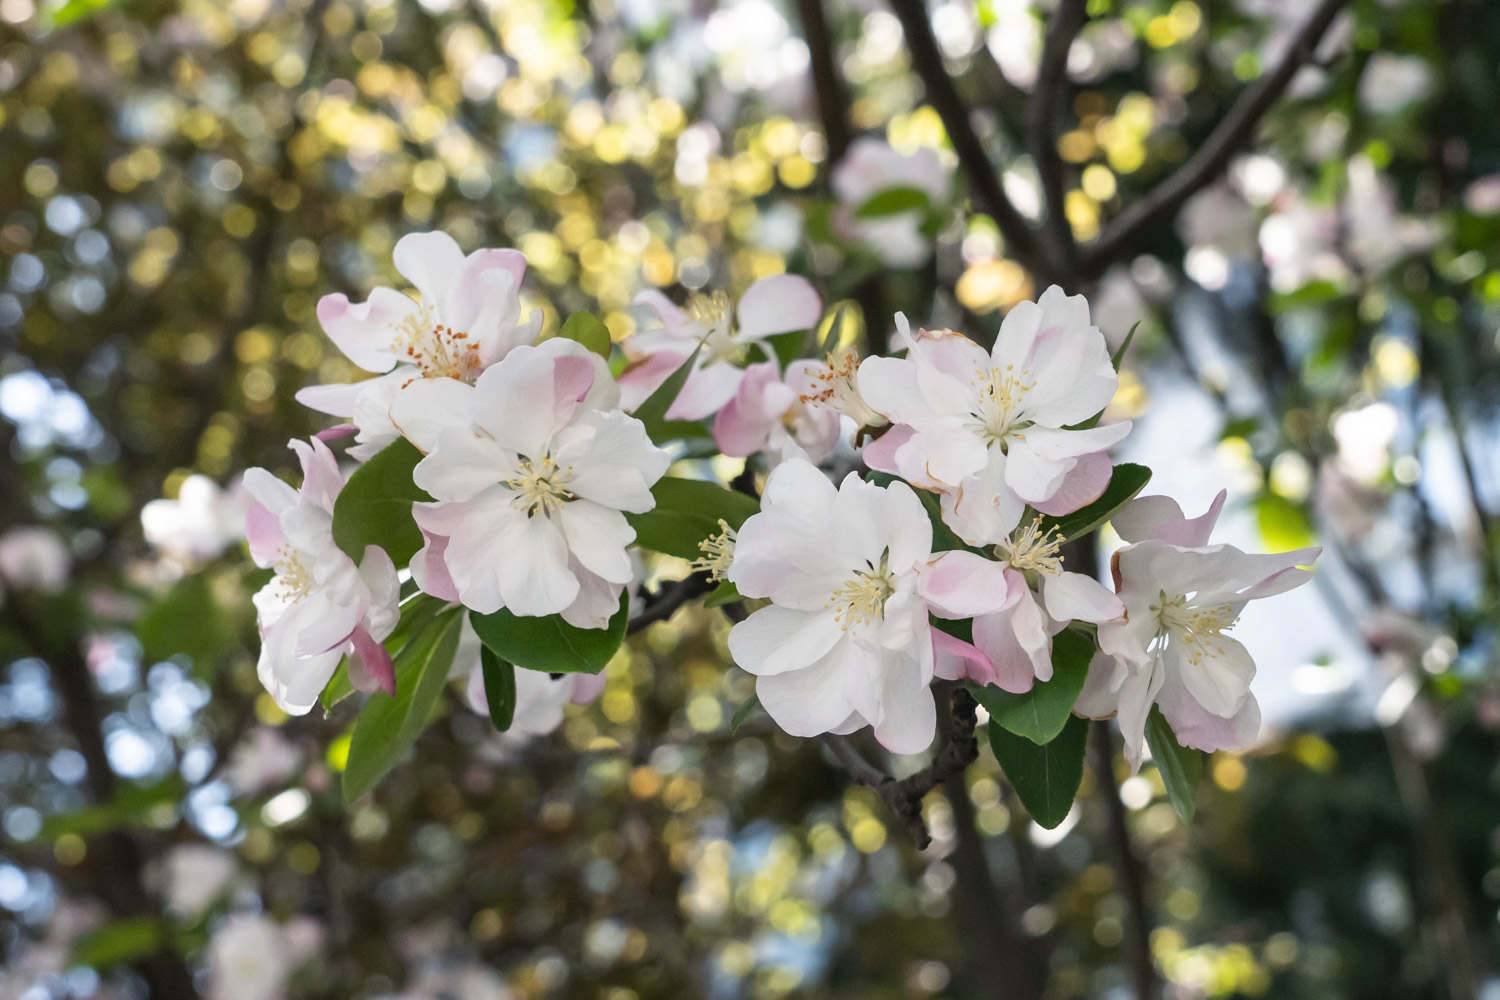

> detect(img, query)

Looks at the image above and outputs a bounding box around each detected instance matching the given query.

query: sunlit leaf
[559,311,612,359]
[71,917,165,968]
[855,186,930,219]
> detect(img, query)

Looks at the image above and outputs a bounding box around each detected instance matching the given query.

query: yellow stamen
[689,520,737,582]
[505,454,575,519]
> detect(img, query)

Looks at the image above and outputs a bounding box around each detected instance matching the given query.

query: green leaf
[331,438,431,566]
[1111,321,1139,370]
[703,580,741,608]
[968,629,1093,745]
[322,594,446,710]
[855,186,931,219]
[1255,492,1317,552]
[559,311,612,359]
[729,695,761,733]
[1146,707,1203,822]
[46,0,118,28]
[625,477,761,561]
[632,341,708,444]
[71,916,166,968]
[1038,462,1151,541]
[135,571,234,672]
[988,713,1088,829]
[342,610,462,803]
[469,591,628,675]
[479,647,516,732]
[39,775,186,840]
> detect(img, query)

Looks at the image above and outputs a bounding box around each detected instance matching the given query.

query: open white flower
[1081,492,1320,769]
[832,137,949,268]
[410,339,670,625]
[243,438,400,714]
[726,460,1011,754]
[618,275,822,421]
[858,287,1130,547]
[938,517,1124,692]
[141,474,247,566]
[297,231,540,459]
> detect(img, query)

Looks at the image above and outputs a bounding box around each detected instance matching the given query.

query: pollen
[828,551,896,631]
[394,305,484,383]
[273,545,315,601]
[505,453,575,519]
[689,519,737,582]
[970,363,1035,447]
[1153,592,1240,666]
[996,517,1064,575]
[800,350,884,427]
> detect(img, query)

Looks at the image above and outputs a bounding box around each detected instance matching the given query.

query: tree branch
[1081,0,1349,275]
[628,573,717,634]
[1091,722,1157,999]
[886,0,1047,276]
[1028,0,1087,275]
[795,0,853,162]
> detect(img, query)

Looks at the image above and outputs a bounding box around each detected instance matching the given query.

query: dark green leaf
[135,571,234,671]
[767,330,808,369]
[71,917,166,968]
[559,311,612,359]
[1038,462,1151,541]
[331,438,431,567]
[855,186,931,219]
[322,594,446,710]
[729,695,761,733]
[1111,321,1139,370]
[469,590,628,675]
[989,713,1089,829]
[968,629,1093,745]
[632,340,707,444]
[1146,707,1203,822]
[625,477,761,561]
[479,646,516,732]
[342,610,462,803]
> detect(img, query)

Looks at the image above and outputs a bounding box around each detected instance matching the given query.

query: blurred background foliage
[1,0,1499,997]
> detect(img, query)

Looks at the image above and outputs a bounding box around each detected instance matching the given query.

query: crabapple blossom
[618,274,822,421]
[1079,491,1320,769]
[858,287,1129,546]
[713,359,841,466]
[795,348,889,432]
[140,474,246,565]
[0,526,71,595]
[832,137,949,268]
[726,460,1011,754]
[937,517,1124,692]
[409,338,670,624]
[159,845,238,919]
[207,913,323,1000]
[297,231,539,458]
[243,438,401,714]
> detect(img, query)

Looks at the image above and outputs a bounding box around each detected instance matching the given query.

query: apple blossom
[858,287,1129,546]
[159,845,238,919]
[713,359,841,466]
[1080,491,1320,769]
[938,517,1124,692]
[832,137,949,268]
[296,231,539,459]
[618,274,822,420]
[0,526,71,595]
[140,474,247,565]
[409,338,670,624]
[207,913,322,1000]
[725,459,1011,754]
[243,437,401,714]
[796,348,889,432]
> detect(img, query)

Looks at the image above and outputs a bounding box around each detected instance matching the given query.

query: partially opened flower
[858,288,1129,546]
[618,275,822,421]
[409,339,670,625]
[713,359,841,466]
[297,231,540,458]
[243,438,400,714]
[1081,492,1320,769]
[726,460,1011,754]
[938,517,1124,692]
[832,137,949,268]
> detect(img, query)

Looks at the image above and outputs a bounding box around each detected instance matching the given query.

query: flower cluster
[235,230,1317,820]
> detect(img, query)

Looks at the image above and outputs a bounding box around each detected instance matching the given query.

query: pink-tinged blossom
[937,518,1124,692]
[618,275,822,421]
[1078,491,1319,769]
[243,438,401,715]
[725,460,1011,754]
[832,137,949,268]
[410,339,670,626]
[858,287,1129,546]
[296,231,539,459]
[713,359,841,466]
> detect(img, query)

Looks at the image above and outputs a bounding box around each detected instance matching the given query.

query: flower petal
[558,501,635,584]
[315,287,418,373]
[1042,571,1124,624]
[392,231,466,314]
[388,377,475,454]
[918,550,1010,618]
[728,605,844,677]
[736,274,822,340]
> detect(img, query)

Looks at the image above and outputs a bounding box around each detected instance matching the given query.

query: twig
[1091,721,1158,999]
[885,0,1047,276]
[1082,0,1350,275]
[628,573,717,634]
[1028,0,1087,275]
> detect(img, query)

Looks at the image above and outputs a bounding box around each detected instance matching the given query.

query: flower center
[686,290,743,364]
[273,545,315,601]
[1151,592,1240,665]
[395,304,483,383]
[828,551,896,631]
[505,454,575,519]
[689,519,737,582]
[996,517,1064,576]
[970,364,1034,448]
[801,350,885,427]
